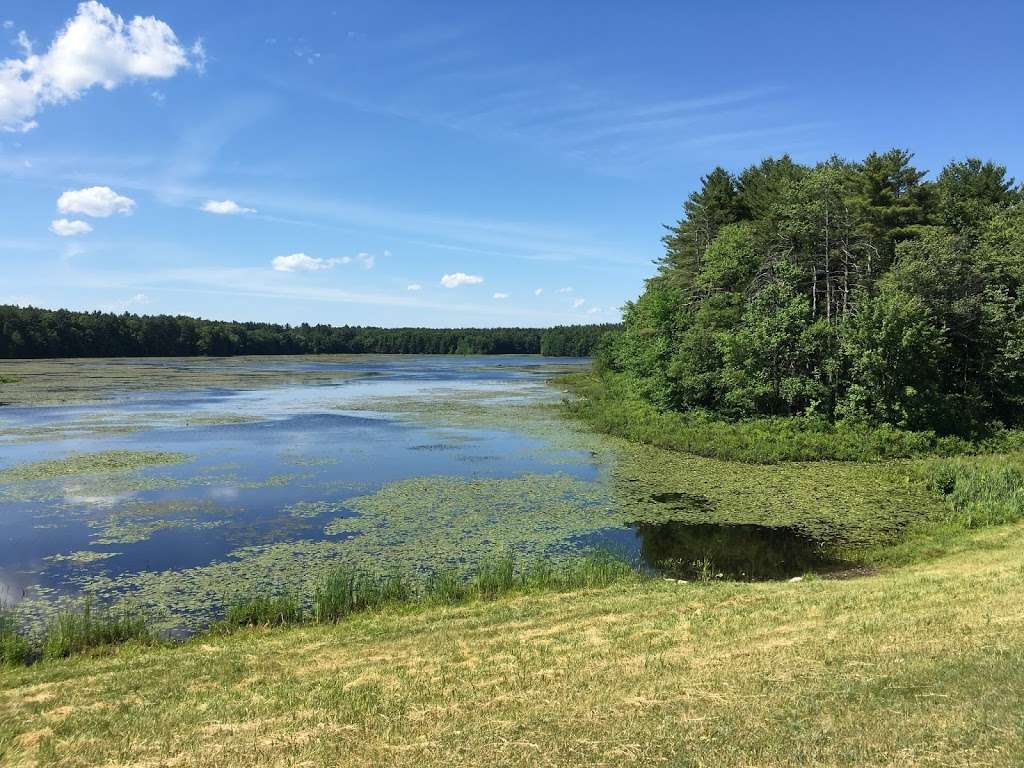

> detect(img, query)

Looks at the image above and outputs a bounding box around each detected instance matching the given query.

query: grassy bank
[2,523,1022,767]
[563,372,1024,463]
[1,552,637,667]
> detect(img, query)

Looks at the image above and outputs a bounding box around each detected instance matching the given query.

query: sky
[1,1,1022,328]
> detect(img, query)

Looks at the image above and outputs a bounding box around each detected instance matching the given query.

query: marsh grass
[923,454,1024,528]
[0,600,153,665]
[220,596,303,629]
[0,605,32,666]
[40,602,153,660]
[314,568,415,622]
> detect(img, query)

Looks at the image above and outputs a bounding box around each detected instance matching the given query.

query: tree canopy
[607,151,1023,434]
[0,305,618,359]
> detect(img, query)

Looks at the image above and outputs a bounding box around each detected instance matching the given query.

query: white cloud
[0,1,201,132]
[406,283,422,291]
[202,199,255,215]
[557,286,574,293]
[534,288,543,296]
[271,253,338,272]
[2,21,13,30]
[493,292,509,300]
[190,38,207,75]
[272,250,379,273]
[441,272,484,288]
[57,186,135,217]
[587,306,601,314]
[49,218,93,236]
[572,298,586,308]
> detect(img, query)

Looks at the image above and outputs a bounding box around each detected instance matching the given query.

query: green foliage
[613,149,1024,435]
[0,304,620,358]
[565,372,972,463]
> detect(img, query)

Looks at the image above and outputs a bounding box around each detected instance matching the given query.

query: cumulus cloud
[271,253,337,272]
[49,218,93,236]
[0,1,201,132]
[572,298,586,308]
[202,199,255,215]
[57,186,135,217]
[534,288,544,296]
[493,292,509,300]
[406,283,422,291]
[440,272,484,288]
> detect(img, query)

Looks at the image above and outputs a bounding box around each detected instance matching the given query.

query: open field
[2,522,1022,767]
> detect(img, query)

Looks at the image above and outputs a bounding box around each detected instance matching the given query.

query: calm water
[0,355,839,629]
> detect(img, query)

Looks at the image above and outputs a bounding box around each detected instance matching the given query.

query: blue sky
[1,1,1022,327]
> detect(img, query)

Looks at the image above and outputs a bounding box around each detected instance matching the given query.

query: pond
[0,355,859,631]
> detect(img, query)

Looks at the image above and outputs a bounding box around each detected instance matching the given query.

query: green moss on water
[45,551,121,564]
[0,450,190,483]
[284,500,349,518]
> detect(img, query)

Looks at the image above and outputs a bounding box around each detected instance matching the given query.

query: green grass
[561,372,1020,463]
[1,524,1022,767]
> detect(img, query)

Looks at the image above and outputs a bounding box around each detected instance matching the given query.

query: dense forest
[0,305,618,359]
[602,151,1024,435]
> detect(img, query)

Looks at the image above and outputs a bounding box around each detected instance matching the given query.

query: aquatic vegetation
[0,356,375,406]
[0,450,190,483]
[44,550,120,564]
[609,440,942,551]
[283,500,350,519]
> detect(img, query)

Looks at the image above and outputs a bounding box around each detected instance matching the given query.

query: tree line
[0,305,619,359]
[602,151,1024,434]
